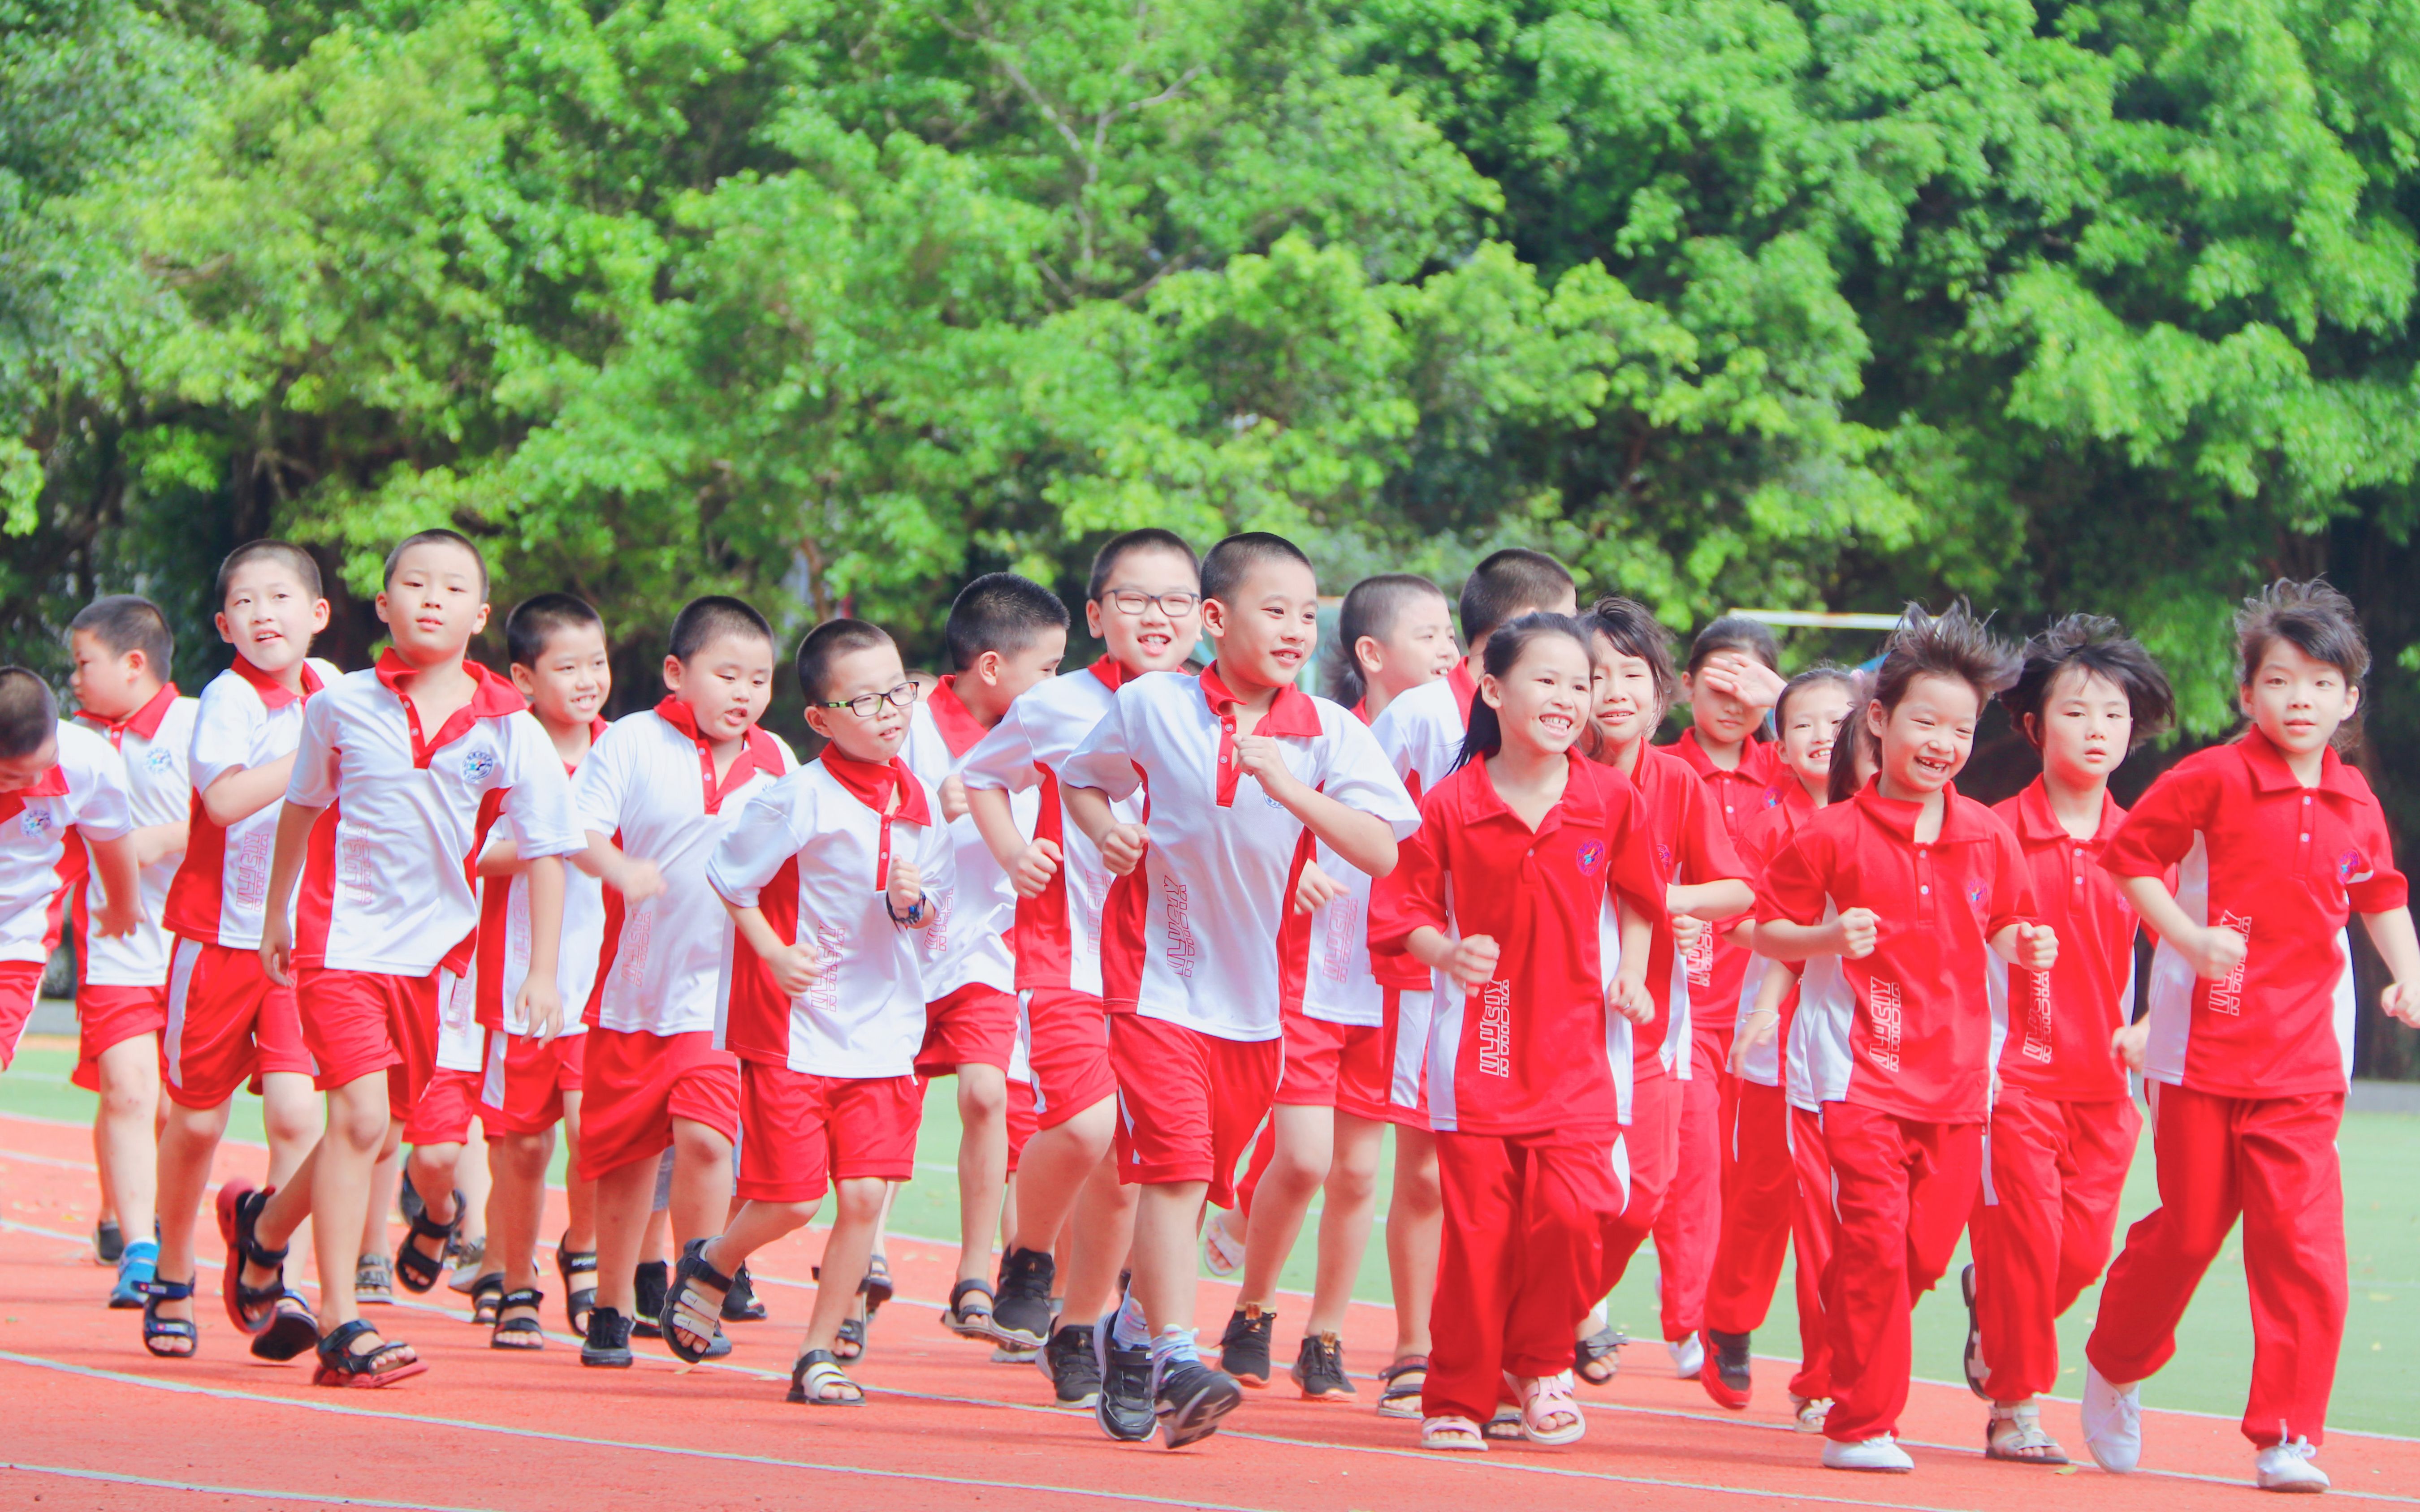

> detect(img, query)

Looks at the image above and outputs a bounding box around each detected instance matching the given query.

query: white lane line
[0,1460,505,1511]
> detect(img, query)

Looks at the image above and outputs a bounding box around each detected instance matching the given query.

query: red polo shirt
[1759,780,2036,1124]
[1992,779,2140,1101]
[1669,729,1783,1031]
[1630,742,1752,1072]
[2100,730,2407,1100]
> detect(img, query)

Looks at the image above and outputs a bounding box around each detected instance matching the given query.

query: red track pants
[1599,1067,1680,1296]
[2086,1084,2347,1449]
[1705,1079,1832,1400]
[1820,1102,1982,1443]
[1426,1126,1628,1423]
[1970,1085,2138,1404]
[1653,1021,1731,1340]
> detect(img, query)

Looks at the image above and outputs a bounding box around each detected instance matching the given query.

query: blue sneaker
[109,1239,158,1310]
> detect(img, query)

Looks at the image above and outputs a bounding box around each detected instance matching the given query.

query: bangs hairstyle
[1872,602,2021,712]
[1331,573,1450,707]
[668,595,774,663]
[68,595,173,677]
[505,592,604,669]
[1827,672,1880,804]
[795,618,897,705]
[1584,595,1681,706]
[2002,614,2176,750]
[1775,662,1858,728]
[2235,578,2369,687]
[1452,612,1595,773]
[1458,548,1574,647]
[215,539,321,607]
[945,573,1070,672]
[1200,531,1313,607]
[1685,614,1780,676]
[1085,528,1199,602]
[382,527,488,599]
[0,667,57,760]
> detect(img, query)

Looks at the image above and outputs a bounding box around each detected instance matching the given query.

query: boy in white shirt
[662,620,951,1411]
[1061,531,1420,1448]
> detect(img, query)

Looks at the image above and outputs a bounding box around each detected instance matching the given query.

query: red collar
[0,758,69,826]
[375,650,525,766]
[2013,775,2123,845]
[1672,726,1765,780]
[2238,726,2368,799]
[925,676,991,759]
[653,698,781,814]
[1201,662,1322,807]
[233,655,323,711]
[1852,776,1991,844]
[1447,748,1614,835]
[1087,655,1135,692]
[1446,660,1479,731]
[821,746,933,826]
[74,683,180,744]
[1349,698,1370,726]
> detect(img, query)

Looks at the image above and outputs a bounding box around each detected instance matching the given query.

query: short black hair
[69,594,173,679]
[944,573,1070,673]
[2002,614,2176,750]
[2236,578,2368,687]
[505,592,605,669]
[1686,614,1780,677]
[668,595,775,663]
[1584,594,1681,706]
[215,539,322,607]
[1775,662,1859,728]
[1201,531,1314,607]
[1459,549,1575,648]
[1874,602,2022,712]
[1331,573,1450,706]
[1827,671,1879,803]
[795,618,898,705]
[1086,528,1199,602]
[0,668,56,760]
[1453,612,1595,773]
[383,528,488,599]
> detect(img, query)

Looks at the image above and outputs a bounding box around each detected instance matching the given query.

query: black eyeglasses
[1100,589,1200,617]
[818,682,917,719]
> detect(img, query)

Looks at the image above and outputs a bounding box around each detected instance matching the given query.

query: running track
[2,1108,2412,1511]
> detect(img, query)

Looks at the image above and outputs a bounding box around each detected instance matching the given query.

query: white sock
[1111,1291,1151,1349]
[1149,1324,1200,1369]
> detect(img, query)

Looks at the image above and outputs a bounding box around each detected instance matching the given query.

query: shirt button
[1920,885,1930,895]
[2300,833,2309,842]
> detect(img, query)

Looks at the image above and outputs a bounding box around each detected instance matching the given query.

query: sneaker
[354,1254,393,1306]
[2254,1438,2329,1493]
[991,1342,1041,1364]
[1960,1263,1989,1399]
[1155,1354,1244,1449]
[1218,1304,1275,1387]
[108,1240,157,1310]
[631,1260,668,1339]
[1291,1332,1355,1401]
[1041,1322,1102,1410]
[1792,1396,1831,1434]
[1824,1434,1915,1473]
[1668,1333,1704,1379]
[2079,1366,2142,1473]
[991,1247,1057,1349]
[1701,1328,1751,1410]
[581,1306,635,1368]
[722,1264,768,1322]
[446,1235,488,1294]
[1092,1313,1157,1442]
[95,1219,125,1266]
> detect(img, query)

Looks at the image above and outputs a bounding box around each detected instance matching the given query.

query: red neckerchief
[1199,662,1323,807]
[926,676,990,759]
[0,761,70,827]
[1447,660,1479,732]
[375,650,526,768]
[1087,655,1135,693]
[232,654,324,711]
[74,682,180,749]
[821,746,934,888]
[654,698,780,814]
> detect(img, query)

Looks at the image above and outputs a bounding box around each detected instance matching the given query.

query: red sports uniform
[904,678,1024,1079]
[66,685,195,1089]
[0,723,133,1065]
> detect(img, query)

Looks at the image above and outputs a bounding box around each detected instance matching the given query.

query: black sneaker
[1092,1317,1156,1442]
[581,1306,634,1367]
[1041,1322,1101,1411]
[631,1260,668,1340]
[723,1264,767,1322]
[1155,1355,1244,1448]
[1961,1263,1988,1399]
[1291,1332,1355,1401]
[95,1219,125,1266]
[1704,1327,1753,1410]
[1217,1305,1275,1387]
[991,1247,1056,1349]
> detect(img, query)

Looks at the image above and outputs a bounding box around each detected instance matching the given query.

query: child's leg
[1003,1097,1114,1255]
[562,1090,595,1251]
[1386,1124,1441,1361]
[1424,1131,1517,1423]
[1705,1081,1797,1340]
[1306,1113,1385,1340]
[1652,1027,1728,1344]
[2085,1086,2242,1392]
[490,1128,555,1295]
[2232,1092,2346,1448]
[1588,1068,1680,1334]
[1131,1179,1212,1338]
[952,1063,1009,1284]
[361,1145,399,1264]
[1978,1085,2066,1406]
[589,1155,659,1317]
[669,1116,735,1251]
[1059,1151,1138,1322]
[2051,1097,2139,1316]
[402,1138,464,1271]
[1508,1133,1625,1415]
[456,1119,491,1249]
[151,1096,232,1328]
[261,1071,324,1188]
[93,1034,162,1245]
[1818,1104,1918,1443]
[1786,1103,1836,1402]
[296,1079,402,1337]
[1236,1103,1335,1316]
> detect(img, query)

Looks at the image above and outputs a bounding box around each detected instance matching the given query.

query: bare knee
[834,1178,888,1226]
[959,1073,1008,1125]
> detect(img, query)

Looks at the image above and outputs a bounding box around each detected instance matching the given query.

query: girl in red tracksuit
[1369,613,1663,1453]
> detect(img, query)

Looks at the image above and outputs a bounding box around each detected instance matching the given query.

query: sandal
[556,1239,598,1337]
[311,1318,426,1388]
[354,1253,393,1306]
[1515,1369,1586,1446]
[942,1279,996,1340]
[1376,1355,1428,1420]
[491,1287,547,1350]
[252,1292,320,1362]
[138,1276,199,1358]
[1575,1326,1624,1385]
[1201,1206,1245,1279]
[445,1235,489,1295]
[862,1254,893,1315]
[1420,1414,1487,1452]
[722,1264,768,1322]
[467,1272,506,1326]
[786,1348,864,1405]
[1793,1395,1832,1433]
[1483,1405,1525,1441]
[1985,1403,2070,1465]
[393,1186,462,1295]
[659,1239,732,1364]
[835,1312,868,1361]
[813,1260,872,1359]
[213,1180,288,1335]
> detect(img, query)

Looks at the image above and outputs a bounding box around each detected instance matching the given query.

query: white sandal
[1986,1403,2070,1465]
[1792,1395,1832,1433]
[1200,1208,1245,1279]
[1421,1414,1487,1452]
[1514,1369,1586,1446]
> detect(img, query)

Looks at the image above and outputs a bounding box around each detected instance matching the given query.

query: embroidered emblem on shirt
[18,810,52,840]
[460,745,500,784]
[1478,978,1512,1077]
[2205,911,2252,1017]
[145,746,174,774]
[1867,978,1903,1072]
[1575,840,1607,878]
[1162,875,1197,979]
[2022,969,2054,1063]
[2338,848,2373,886]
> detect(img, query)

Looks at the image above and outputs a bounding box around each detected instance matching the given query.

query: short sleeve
[68,740,135,843]
[1060,690,1143,802]
[2347,799,2409,913]
[500,715,582,859]
[2100,762,2213,880]
[707,783,807,908]
[1316,712,1420,841]
[960,702,1040,795]
[1757,828,1831,927]
[1984,822,2039,936]
[572,722,634,835]
[284,695,342,809]
[1604,785,1668,924]
[188,681,259,793]
[1676,778,1751,884]
[1367,796,1451,956]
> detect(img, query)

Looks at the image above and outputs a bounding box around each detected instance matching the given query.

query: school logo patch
[460,745,499,784]
[2338,848,2374,886]
[1762,787,1781,810]
[1966,879,1989,915]
[1575,840,1607,878]
[18,809,53,840]
[145,746,175,775]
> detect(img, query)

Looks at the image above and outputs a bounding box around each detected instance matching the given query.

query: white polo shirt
[3,721,135,965]
[959,658,1139,997]
[707,751,955,1077]
[165,658,341,952]
[1299,698,1386,1027]
[904,676,1037,1001]
[285,653,583,978]
[1366,662,1479,803]
[475,725,608,1038]
[1060,667,1419,1043]
[70,685,198,986]
[574,701,794,1037]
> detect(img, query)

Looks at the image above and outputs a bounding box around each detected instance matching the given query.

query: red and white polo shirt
[1627,741,1754,1077]
[1666,728,1780,1032]
[3,721,134,965]
[164,657,338,950]
[1300,698,1387,1028]
[475,724,610,1038]
[1990,779,2141,1102]
[905,676,1036,1001]
[71,684,197,987]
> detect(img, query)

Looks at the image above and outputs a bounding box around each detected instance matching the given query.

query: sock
[1149,1325,1200,1370]
[1111,1291,1151,1350]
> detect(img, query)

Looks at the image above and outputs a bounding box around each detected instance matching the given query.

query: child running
[1368,612,1663,1452]
[2081,581,2418,1492]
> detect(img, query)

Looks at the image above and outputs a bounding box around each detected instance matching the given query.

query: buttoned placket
[1214,706,1241,808]
[1915,841,1935,922]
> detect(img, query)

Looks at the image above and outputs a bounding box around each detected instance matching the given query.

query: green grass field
[10,1040,2414,1435]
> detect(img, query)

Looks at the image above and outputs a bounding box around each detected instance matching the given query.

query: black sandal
[722,1263,767,1322]
[786,1347,864,1405]
[252,1291,320,1362]
[862,1254,893,1315]
[580,1306,634,1368]
[942,1279,997,1339]
[556,1239,598,1338]
[213,1181,287,1335]
[491,1287,547,1350]
[1376,1354,1428,1419]
[659,1239,732,1364]
[138,1276,198,1358]
[1576,1327,1625,1385]
[311,1318,426,1388]
[467,1271,506,1326]
[835,1312,868,1361]
[393,1186,462,1295]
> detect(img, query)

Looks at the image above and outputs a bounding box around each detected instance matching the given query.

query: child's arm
[84,834,143,938]
[257,800,322,986]
[133,817,189,869]
[1989,921,2058,971]
[1608,896,1655,1024]
[1233,735,1398,879]
[2117,874,2246,980]
[967,784,1059,898]
[1063,784,1148,875]
[723,901,824,996]
[1406,926,1499,990]
[518,855,566,1040]
[199,756,297,828]
[1756,910,1876,961]
[1668,879,1754,955]
[2364,907,2420,1026]
[1730,958,1800,1071]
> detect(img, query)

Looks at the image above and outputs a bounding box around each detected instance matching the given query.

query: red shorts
[915,983,1017,1076]
[1026,986,1116,1131]
[1005,1078,1039,1175]
[69,982,168,1091]
[161,939,313,1109]
[735,1061,923,1203]
[1107,1012,1281,1206]
[296,966,439,1120]
[577,1027,741,1181]
[477,1029,588,1136]
[404,1066,482,1145]
[1273,1004,1349,1106]
[1335,986,1430,1128]
[0,961,41,1069]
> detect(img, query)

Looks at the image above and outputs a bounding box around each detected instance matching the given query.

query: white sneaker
[1823,1434,1914,1473]
[2080,1366,2142,1473]
[2255,1439,2330,1494]
[1668,1335,1704,1378]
